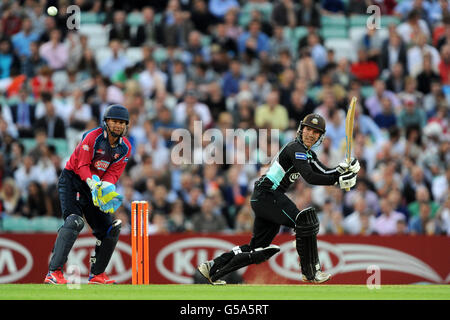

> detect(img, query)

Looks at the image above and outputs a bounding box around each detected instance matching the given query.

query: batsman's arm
[293,156,338,186]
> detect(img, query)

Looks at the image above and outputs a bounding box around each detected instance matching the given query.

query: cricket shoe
[197,261,226,285]
[44,269,68,284]
[88,272,116,284]
[301,270,332,284]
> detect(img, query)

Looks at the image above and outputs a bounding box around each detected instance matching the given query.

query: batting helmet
[297,113,326,147]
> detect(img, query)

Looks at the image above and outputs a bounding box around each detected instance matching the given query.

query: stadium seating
[2,216,63,232]
[79,24,110,50]
[324,38,355,61]
[20,138,69,159]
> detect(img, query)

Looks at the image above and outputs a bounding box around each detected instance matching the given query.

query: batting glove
[336,157,360,174]
[338,171,357,189]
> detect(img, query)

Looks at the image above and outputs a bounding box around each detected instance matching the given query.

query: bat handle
[345,157,351,192]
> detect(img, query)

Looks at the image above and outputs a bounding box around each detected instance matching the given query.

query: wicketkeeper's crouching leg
[198,244,280,285]
[88,219,122,284]
[295,207,331,283]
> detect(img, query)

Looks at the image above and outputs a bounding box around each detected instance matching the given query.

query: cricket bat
[344,97,357,191]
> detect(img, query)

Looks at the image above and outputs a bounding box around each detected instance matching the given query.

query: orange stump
[131,201,150,285]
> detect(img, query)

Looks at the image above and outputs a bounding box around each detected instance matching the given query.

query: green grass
[0,284,448,300]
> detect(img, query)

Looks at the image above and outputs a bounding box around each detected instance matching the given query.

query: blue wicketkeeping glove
[99,194,123,214]
[86,175,102,207]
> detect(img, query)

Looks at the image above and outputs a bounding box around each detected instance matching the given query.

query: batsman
[198,113,360,284]
[45,105,132,284]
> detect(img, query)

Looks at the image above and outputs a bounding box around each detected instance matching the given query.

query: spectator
[396,9,430,46]
[254,89,289,130]
[173,89,213,128]
[321,0,346,15]
[374,97,398,130]
[191,196,228,233]
[138,58,167,99]
[132,6,159,46]
[22,41,47,78]
[191,0,216,34]
[409,202,441,235]
[350,49,380,85]
[397,97,427,131]
[211,23,238,58]
[374,198,406,235]
[100,39,131,80]
[385,62,406,94]
[343,195,376,235]
[416,52,441,94]
[436,195,450,235]
[0,177,24,217]
[432,164,450,204]
[296,0,321,28]
[22,181,53,218]
[38,29,69,71]
[272,0,297,28]
[318,198,345,235]
[237,19,270,58]
[167,199,187,233]
[9,87,36,138]
[0,38,21,79]
[407,33,441,78]
[13,154,40,194]
[438,44,450,84]
[365,79,402,118]
[208,0,240,20]
[222,59,245,98]
[108,10,131,45]
[11,16,40,59]
[34,92,66,139]
[380,30,408,76]
[163,10,194,48]
[407,185,440,219]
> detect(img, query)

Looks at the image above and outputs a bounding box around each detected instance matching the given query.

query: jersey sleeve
[309,150,339,175]
[101,139,131,184]
[290,146,338,186]
[76,131,98,182]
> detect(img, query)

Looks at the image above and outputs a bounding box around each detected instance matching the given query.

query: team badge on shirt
[82,144,89,151]
[295,152,307,160]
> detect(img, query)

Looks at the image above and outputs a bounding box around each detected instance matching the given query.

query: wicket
[131,201,150,284]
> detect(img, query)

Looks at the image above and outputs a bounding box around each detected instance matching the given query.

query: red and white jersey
[65,127,132,184]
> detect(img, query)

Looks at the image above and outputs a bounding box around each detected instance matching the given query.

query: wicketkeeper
[45,105,132,284]
[198,113,360,284]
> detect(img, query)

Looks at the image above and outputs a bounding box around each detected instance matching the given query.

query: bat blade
[344,97,357,191]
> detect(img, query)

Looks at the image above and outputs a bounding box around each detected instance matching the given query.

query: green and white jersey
[255,138,339,193]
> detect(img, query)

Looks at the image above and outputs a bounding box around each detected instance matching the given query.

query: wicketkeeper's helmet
[103,104,129,138]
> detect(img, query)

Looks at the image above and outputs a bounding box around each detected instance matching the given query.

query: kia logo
[0,238,33,283]
[156,237,240,283]
[269,240,344,281]
[49,237,132,283]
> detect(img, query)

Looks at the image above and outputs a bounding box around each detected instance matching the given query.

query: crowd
[0,0,449,237]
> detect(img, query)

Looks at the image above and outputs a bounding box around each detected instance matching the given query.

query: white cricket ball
[47,6,58,16]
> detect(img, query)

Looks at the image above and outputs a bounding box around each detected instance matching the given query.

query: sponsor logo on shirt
[94,160,110,171]
[82,144,89,151]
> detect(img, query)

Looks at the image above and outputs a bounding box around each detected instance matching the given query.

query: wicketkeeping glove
[338,171,357,190]
[86,175,102,207]
[99,194,123,214]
